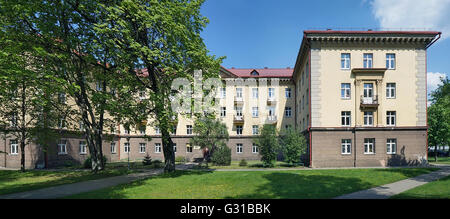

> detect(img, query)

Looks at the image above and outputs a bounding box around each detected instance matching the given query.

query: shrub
[142,154,152,166]
[211,145,231,166]
[280,127,307,165]
[239,159,248,167]
[175,156,186,163]
[83,155,107,169]
[254,124,280,168]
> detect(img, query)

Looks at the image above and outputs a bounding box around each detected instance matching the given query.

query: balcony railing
[234,96,244,104]
[233,115,245,123]
[360,95,379,108]
[266,115,277,124]
[267,97,277,105]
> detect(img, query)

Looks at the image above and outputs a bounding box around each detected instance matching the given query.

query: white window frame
[386,54,396,70]
[155,143,161,153]
[363,53,373,68]
[252,143,259,154]
[186,144,193,153]
[364,138,375,154]
[341,83,351,99]
[155,127,161,135]
[236,88,243,98]
[79,141,87,155]
[186,125,193,135]
[386,83,396,99]
[252,125,259,135]
[341,139,351,155]
[285,107,292,117]
[173,143,177,153]
[341,111,351,127]
[268,88,275,99]
[235,106,243,117]
[387,139,397,154]
[236,125,243,135]
[220,87,226,99]
[236,143,243,154]
[387,111,396,126]
[124,142,130,153]
[139,143,146,154]
[285,88,291,98]
[220,107,226,117]
[58,140,67,155]
[111,142,117,154]
[10,140,18,155]
[252,107,259,117]
[341,53,351,70]
[252,88,259,99]
[364,111,374,126]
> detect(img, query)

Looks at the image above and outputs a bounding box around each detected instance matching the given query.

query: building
[0,30,441,169]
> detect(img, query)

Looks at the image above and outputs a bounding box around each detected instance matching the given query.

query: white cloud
[427,72,447,106]
[369,0,450,39]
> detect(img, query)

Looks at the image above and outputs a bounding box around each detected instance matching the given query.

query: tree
[190,116,229,166]
[428,77,450,161]
[95,0,223,172]
[280,127,307,165]
[254,124,280,167]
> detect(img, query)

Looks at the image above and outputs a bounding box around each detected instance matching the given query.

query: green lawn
[428,157,450,164]
[66,168,437,199]
[194,160,304,170]
[391,175,450,199]
[0,168,133,196]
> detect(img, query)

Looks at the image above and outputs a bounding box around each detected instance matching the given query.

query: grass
[391,175,450,199]
[193,160,304,170]
[428,157,450,164]
[66,167,437,199]
[0,167,137,196]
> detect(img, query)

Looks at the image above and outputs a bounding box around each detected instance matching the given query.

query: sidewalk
[334,164,450,199]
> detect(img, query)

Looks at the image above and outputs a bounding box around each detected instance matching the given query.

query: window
[220,107,226,117]
[236,125,243,135]
[124,127,130,135]
[387,139,397,154]
[58,93,66,104]
[58,118,66,129]
[341,53,351,69]
[220,87,226,98]
[124,142,130,153]
[58,140,67,155]
[363,53,373,68]
[155,143,161,153]
[139,126,146,135]
[172,126,177,135]
[268,88,275,99]
[341,83,351,99]
[364,111,374,126]
[139,143,146,153]
[96,82,103,91]
[285,107,292,117]
[173,143,177,153]
[155,127,160,135]
[186,144,193,153]
[341,139,351,155]
[252,107,259,117]
[268,107,276,118]
[79,141,87,154]
[252,143,259,154]
[10,140,18,155]
[386,83,396,99]
[363,83,373,98]
[386,54,396,69]
[364,138,375,154]
[387,111,396,126]
[252,125,259,135]
[236,88,243,98]
[236,144,243,153]
[111,142,116,154]
[252,88,258,99]
[235,106,243,117]
[341,111,351,126]
[285,88,292,98]
[10,112,18,127]
[186,125,193,135]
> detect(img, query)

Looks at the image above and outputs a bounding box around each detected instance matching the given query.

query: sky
[199,0,450,97]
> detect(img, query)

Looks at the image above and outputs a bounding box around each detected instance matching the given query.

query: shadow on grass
[371,167,438,178]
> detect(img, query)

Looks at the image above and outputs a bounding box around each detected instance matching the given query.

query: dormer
[250,70,259,76]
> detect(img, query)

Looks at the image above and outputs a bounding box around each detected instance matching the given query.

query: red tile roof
[304,30,441,35]
[225,68,293,78]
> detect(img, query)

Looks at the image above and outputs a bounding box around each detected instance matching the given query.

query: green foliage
[254,124,280,167]
[211,145,231,166]
[239,159,248,167]
[280,128,307,165]
[428,77,450,160]
[190,117,229,161]
[142,154,152,166]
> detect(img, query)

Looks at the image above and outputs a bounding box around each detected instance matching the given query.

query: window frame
[341,139,352,155]
[285,88,292,98]
[364,111,374,126]
[341,83,351,99]
[386,53,396,70]
[387,111,396,126]
[139,143,146,154]
[341,53,351,70]
[387,139,397,154]
[236,143,243,154]
[10,140,18,155]
[341,111,351,127]
[285,107,292,117]
[363,53,373,68]
[364,138,376,154]
[154,143,161,153]
[111,142,117,154]
[386,83,396,99]
[124,142,130,153]
[79,141,87,155]
[252,143,259,154]
[58,140,67,155]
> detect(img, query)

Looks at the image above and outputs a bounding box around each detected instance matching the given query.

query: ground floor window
[155,143,161,153]
[58,140,67,155]
[341,139,351,155]
[79,141,87,154]
[387,139,397,154]
[186,144,192,153]
[364,138,375,154]
[10,140,18,155]
[252,143,259,154]
[124,142,130,153]
[140,143,146,153]
[236,143,243,153]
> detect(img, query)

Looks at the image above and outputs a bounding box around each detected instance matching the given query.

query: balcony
[234,96,244,105]
[267,97,277,105]
[233,115,245,124]
[266,115,277,124]
[360,95,379,109]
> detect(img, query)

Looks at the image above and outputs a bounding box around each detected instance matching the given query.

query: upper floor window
[252,107,259,117]
[252,88,258,99]
[363,53,373,68]
[155,127,160,135]
[235,106,243,116]
[252,143,259,153]
[236,125,243,135]
[341,83,351,99]
[236,88,243,98]
[285,107,292,117]
[268,88,275,99]
[139,89,146,100]
[341,111,351,126]
[186,125,193,135]
[139,126,146,135]
[386,54,396,69]
[252,125,259,135]
[10,112,18,127]
[387,111,396,126]
[220,87,226,98]
[341,53,351,69]
[364,111,374,126]
[58,93,66,104]
[220,107,226,117]
[386,83,396,99]
[285,88,292,98]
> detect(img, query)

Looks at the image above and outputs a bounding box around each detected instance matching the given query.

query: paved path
[334,165,450,199]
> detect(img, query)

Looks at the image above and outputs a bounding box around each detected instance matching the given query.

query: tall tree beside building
[280,127,307,165]
[254,124,280,167]
[428,77,450,161]
[95,0,223,172]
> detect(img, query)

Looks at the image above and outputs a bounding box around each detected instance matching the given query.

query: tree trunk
[20,141,25,172]
[161,128,175,173]
[435,145,438,162]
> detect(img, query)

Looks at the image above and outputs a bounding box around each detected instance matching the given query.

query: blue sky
[200,0,450,94]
